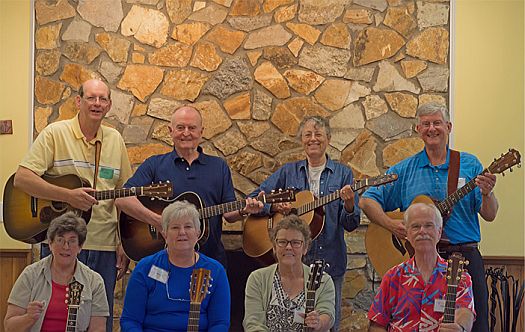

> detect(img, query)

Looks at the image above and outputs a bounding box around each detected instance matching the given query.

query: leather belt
[437,241,479,253]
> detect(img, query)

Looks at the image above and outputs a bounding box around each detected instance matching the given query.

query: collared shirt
[124,147,236,266]
[362,148,483,244]
[249,156,360,278]
[19,115,132,250]
[368,256,475,332]
[8,255,109,332]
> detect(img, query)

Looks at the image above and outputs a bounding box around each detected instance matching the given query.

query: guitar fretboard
[200,200,246,219]
[296,179,368,215]
[66,306,79,332]
[187,302,202,332]
[443,284,458,323]
[91,187,140,200]
[303,290,316,332]
[436,167,489,216]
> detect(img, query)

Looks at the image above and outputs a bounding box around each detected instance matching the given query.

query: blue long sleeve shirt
[249,156,360,278]
[120,250,230,332]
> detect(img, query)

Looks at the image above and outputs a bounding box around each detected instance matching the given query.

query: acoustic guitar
[365,148,521,276]
[304,259,326,332]
[187,268,212,332]
[2,173,173,243]
[65,280,84,332]
[443,253,468,324]
[119,189,296,261]
[243,174,398,264]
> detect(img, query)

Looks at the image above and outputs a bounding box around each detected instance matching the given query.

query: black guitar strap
[93,140,101,190]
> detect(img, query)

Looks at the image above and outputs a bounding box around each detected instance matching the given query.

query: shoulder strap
[93,140,102,189]
[448,149,460,196]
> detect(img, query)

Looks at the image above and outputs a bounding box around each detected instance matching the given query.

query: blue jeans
[331,275,343,332]
[41,244,117,332]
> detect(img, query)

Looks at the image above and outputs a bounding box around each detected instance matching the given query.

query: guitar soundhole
[51,201,68,212]
[391,234,407,256]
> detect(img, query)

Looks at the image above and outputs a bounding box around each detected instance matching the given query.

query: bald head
[171,106,202,127]
[79,79,111,99]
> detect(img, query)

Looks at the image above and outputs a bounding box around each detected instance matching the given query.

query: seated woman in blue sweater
[120,200,230,332]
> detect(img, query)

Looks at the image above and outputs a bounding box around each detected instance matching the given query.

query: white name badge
[148,265,169,284]
[458,177,466,188]
[293,308,305,324]
[434,298,446,313]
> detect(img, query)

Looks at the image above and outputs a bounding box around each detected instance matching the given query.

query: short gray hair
[403,203,443,228]
[161,200,201,233]
[416,102,450,123]
[297,116,331,139]
[269,214,312,250]
[47,212,88,245]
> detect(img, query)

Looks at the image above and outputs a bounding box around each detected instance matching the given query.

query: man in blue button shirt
[115,105,262,267]
[360,102,498,332]
[249,116,361,331]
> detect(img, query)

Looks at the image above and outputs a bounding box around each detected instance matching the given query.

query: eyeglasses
[275,239,304,248]
[165,273,190,302]
[173,125,201,133]
[53,237,79,247]
[419,120,446,128]
[408,222,438,232]
[83,96,110,105]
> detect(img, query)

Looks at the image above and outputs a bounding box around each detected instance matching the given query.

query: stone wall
[33,0,450,330]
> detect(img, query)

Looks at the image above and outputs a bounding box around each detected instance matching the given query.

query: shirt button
[319,246,323,249]
[186,167,189,171]
[320,192,323,195]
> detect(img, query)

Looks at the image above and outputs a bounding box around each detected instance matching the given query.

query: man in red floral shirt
[368,203,475,332]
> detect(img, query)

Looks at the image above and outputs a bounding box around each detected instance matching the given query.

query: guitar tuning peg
[502,172,505,177]
[510,168,513,172]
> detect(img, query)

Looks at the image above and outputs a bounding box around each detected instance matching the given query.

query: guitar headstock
[189,268,212,304]
[142,181,173,198]
[307,259,326,292]
[446,252,468,287]
[488,149,521,175]
[353,173,399,191]
[263,188,296,204]
[66,280,83,307]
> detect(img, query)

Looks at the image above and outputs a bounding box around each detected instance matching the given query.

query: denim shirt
[249,156,360,277]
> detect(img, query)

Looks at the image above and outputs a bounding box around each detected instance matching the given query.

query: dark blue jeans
[41,244,117,332]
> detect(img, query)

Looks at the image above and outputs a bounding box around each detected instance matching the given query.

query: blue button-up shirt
[124,147,236,266]
[362,148,483,244]
[249,156,360,278]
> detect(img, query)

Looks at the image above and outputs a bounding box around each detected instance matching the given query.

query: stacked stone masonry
[33,0,450,330]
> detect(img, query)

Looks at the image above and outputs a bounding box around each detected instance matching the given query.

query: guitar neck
[187,303,201,332]
[200,200,245,219]
[297,180,365,215]
[303,290,316,332]
[91,186,144,200]
[443,284,457,323]
[435,167,489,215]
[65,306,79,332]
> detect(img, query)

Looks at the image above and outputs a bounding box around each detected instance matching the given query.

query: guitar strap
[443,149,460,230]
[93,140,102,190]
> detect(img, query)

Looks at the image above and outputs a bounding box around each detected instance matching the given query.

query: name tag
[434,298,446,313]
[99,167,114,179]
[148,265,169,284]
[457,177,466,188]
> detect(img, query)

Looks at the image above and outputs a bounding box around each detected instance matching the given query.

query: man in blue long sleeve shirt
[249,116,361,331]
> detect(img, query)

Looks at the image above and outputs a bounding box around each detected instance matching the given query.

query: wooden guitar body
[365,195,432,277]
[243,190,324,264]
[3,174,92,243]
[119,192,205,262]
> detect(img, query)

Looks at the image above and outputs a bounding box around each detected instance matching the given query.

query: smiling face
[300,120,330,160]
[75,79,111,124]
[165,216,200,253]
[49,231,82,267]
[169,107,204,155]
[273,228,307,267]
[416,112,452,151]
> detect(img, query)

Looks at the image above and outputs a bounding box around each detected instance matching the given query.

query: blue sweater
[121,250,230,331]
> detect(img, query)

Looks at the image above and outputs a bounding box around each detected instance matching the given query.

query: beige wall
[0,0,31,249]
[1,0,523,256]
[454,0,524,256]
